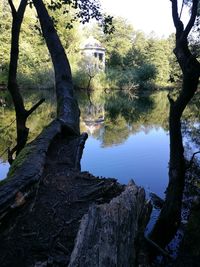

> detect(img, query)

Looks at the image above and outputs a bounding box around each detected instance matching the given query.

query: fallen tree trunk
[0,119,86,225]
[0,120,60,220]
[69,181,152,267]
[0,123,151,266]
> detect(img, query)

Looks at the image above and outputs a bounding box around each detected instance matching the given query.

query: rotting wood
[69,180,152,267]
[0,140,125,266]
[0,127,152,266]
[0,119,86,225]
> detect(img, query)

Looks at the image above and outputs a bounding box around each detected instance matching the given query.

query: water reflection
[0,88,56,180]
[0,89,56,160]
[0,160,9,180]
[81,128,169,197]
[75,89,170,196]
[0,88,199,192]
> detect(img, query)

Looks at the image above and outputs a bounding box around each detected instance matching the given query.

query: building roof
[81,36,105,51]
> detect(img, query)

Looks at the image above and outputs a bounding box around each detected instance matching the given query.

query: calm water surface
[81,127,169,198]
[0,160,9,180]
[0,89,199,202]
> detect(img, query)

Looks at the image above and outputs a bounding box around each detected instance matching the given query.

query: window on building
[99,53,103,61]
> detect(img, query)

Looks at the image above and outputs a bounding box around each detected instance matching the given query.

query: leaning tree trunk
[149,0,200,249]
[32,0,80,135]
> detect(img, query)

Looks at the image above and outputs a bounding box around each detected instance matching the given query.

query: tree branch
[171,0,184,34]
[17,0,28,18]
[145,236,172,258]
[0,118,16,133]
[183,0,198,38]
[8,0,17,16]
[167,93,175,104]
[179,0,184,18]
[26,98,45,117]
[187,150,200,169]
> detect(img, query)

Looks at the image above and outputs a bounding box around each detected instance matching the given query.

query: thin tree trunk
[7,0,45,162]
[32,0,80,135]
[149,0,200,250]
[7,0,28,159]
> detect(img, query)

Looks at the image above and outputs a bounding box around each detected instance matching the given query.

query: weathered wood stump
[69,181,151,267]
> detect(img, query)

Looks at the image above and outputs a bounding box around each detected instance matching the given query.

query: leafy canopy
[43,0,114,33]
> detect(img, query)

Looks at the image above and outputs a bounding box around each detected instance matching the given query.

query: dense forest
[0,1,189,91]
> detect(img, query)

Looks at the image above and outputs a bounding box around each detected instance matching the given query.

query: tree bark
[149,0,200,249]
[7,0,28,158]
[32,0,80,135]
[0,120,86,225]
[7,0,45,161]
[69,181,152,267]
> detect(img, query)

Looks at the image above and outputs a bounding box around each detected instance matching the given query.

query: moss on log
[0,120,62,222]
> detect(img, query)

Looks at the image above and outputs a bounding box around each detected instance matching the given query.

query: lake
[0,89,199,201]
[81,127,169,198]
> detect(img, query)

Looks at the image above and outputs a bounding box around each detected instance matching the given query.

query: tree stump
[69,181,151,267]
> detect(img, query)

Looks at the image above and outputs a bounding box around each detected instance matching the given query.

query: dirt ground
[0,133,123,267]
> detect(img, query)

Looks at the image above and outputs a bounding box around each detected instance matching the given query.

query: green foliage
[73,68,108,90]
[124,31,148,68]
[45,0,114,34]
[0,1,186,91]
[84,19,179,89]
[167,34,182,83]
[0,1,11,84]
[145,38,171,86]
[77,89,174,146]
[102,17,134,67]
[0,88,56,161]
[134,64,157,85]
[104,64,156,91]
[7,144,35,178]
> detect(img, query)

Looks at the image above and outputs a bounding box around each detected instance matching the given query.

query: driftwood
[69,181,152,267]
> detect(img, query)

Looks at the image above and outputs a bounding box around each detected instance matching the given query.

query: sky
[100,0,189,37]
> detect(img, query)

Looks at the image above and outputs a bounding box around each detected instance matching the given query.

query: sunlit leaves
[44,0,113,33]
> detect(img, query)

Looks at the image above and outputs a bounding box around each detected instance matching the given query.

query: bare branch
[26,98,45,117]
[171,0,182,30]
[0,118,16,133]
[17,0,28,18]
[8,0,17,16]
[187,150,200,169]
[145,236,172,258]
[179,0,184,18]
[184,0,199,38]
[167,93,175,104]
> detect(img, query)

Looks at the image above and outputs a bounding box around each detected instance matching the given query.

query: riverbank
[0,122,151,266]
